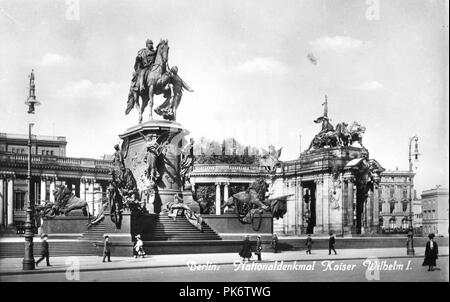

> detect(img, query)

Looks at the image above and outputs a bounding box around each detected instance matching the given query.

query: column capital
[214,181,222,186]
[343,174,355,183]
[314,177,323,185]
[0,171,16,179]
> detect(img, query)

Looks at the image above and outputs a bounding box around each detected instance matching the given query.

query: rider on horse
[132,39,157,93]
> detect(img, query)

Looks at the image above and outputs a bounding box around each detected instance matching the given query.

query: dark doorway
[302,181,316,234]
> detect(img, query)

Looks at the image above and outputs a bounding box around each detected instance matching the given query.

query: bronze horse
[126,40,193,122]
[127,40,171,123]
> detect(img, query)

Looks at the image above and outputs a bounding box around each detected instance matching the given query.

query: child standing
[134,234,146,258]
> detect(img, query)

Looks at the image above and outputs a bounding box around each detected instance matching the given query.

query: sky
[0,0,448,194]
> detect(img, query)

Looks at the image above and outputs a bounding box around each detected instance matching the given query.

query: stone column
[7,177,14,227]
[80,178,86,201]
[347,178,354,231]
[215,182,221,215]
[40,177,47,204]
[87,179,95,215]
[223,182,229,202]
[373,185,380,232]
[0,177,4,227]
[314,177,324,234]
[298,179,303,234]
[322,175,331,234]
[49,178,56,202]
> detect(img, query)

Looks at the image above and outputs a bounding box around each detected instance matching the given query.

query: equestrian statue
[125,39,193,123]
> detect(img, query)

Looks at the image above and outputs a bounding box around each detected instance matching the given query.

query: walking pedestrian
[239,235,252,261]
[35,234,51,267]
[102,235,112,262]
[328,232,337,255]
[255,235,263,261]
[423,233,439,271]
[134,234,146,258]
[271,233,279,253]
[305,234,313,254]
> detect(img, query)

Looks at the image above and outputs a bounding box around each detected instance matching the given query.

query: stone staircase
[145,213,221,241]
[81,221,106,242]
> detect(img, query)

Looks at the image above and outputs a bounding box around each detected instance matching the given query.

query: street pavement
[0,247,448,282]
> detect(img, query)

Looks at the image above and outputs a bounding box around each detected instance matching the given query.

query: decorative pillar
[347,177,354,232]
[373,185,380,232]
[0,177,4,227]
[80,178,86,201]
[7,177,14,227]
[322,174,331,234]
[314,177,324,233]
[297,179,303,234]
[223,182,229,201]
[215,182,221,215]
[49,178,56,202]
[40,177,47,204]
[87,179,95,215]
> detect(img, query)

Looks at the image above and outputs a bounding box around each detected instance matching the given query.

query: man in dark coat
[36,234,51,267]
[239,235,252,261]
[103,235,112,262]
[255,235,263,261]
[306,234,313,254]
[423,233,439,271]
[271,233,279,253]
[328,232,337,255]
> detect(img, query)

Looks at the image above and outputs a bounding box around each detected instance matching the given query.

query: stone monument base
[40,215,90,237]
[119,120,189,213]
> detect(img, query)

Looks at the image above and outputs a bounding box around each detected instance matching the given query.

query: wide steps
[145,214,221,241]
[81,221,106,241]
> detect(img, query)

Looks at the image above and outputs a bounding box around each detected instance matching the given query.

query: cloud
[309,36,371,53]
[351,80,385,91]
[234,57,289,75]
[38,53,77,67]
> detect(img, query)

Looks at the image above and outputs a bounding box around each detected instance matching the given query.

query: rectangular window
[14,191,25,210]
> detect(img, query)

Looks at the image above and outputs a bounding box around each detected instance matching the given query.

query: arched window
[379,217,384,227]
[402,187,408,199]
[401,217,408,229]
[390,201,395,213]
[389,217,396,229]
[402,200,408,212]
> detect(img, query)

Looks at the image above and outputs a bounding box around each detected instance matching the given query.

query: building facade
[421,186,449,236]
[188,137,422,236]
[378,169,417,234]
[0,133,112,232]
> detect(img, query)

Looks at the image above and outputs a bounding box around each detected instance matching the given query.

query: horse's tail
[125,90,136,115]
[181,78,194,92]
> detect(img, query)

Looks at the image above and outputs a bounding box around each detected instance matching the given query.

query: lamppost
[406,135,419,256]
[23,69,40,270]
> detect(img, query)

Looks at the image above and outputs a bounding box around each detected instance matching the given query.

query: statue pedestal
[119,120,189,213]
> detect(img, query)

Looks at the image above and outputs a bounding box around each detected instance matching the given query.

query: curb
[1,254,447,277]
